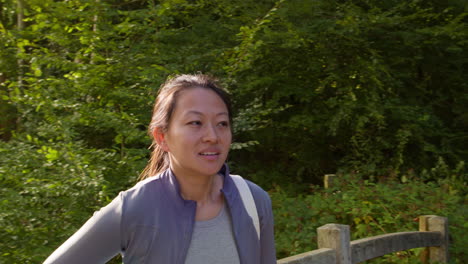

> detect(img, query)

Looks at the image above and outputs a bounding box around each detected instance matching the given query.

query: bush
[1,137,465,263]
[0,137,144,263]
[272,169,467,263]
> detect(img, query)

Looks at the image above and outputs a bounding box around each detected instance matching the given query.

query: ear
[153,128,169,152]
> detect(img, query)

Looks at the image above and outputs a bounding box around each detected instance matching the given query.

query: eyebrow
[185,110,229,117]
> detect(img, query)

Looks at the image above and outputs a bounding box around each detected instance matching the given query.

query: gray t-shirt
[184,204,240,264]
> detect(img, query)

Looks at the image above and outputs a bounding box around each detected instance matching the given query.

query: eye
[188,120,202,126]
[218,121,230,128]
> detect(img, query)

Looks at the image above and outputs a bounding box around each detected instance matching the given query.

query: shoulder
[121,176,163,201]
[244,179,271,203]
[119,176,166,225]
[226,174,272,213]
[240,178,273,216]
[229,174,268,197]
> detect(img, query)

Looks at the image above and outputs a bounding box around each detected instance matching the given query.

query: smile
[199,152,219,156]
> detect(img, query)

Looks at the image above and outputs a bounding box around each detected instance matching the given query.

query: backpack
[230,175,260,240]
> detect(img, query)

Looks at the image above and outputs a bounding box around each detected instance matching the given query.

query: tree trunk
[17,0,25,88]
[90,0,99,64]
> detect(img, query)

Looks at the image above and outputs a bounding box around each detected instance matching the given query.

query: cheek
[178,130,201,145]
[224,131,232,144]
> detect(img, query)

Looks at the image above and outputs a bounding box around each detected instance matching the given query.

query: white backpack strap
[230,174,260,240]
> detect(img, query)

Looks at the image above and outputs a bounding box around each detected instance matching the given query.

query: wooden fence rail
[277,215,448,264]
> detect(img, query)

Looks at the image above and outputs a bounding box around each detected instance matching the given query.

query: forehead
[173,87,228,117]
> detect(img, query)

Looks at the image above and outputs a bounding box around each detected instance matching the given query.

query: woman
[44,74,276,264]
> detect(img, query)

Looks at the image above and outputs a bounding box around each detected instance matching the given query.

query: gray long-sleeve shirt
[43,164,276,264]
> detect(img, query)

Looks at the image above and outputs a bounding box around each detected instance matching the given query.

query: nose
[202,124,219,143]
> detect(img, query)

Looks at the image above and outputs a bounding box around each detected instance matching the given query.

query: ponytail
[138,143,169,181]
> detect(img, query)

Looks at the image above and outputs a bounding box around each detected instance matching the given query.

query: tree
[0,0,466,262]
[224,0,467,188]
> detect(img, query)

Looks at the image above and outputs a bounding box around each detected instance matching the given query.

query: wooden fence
[276,215,449,264]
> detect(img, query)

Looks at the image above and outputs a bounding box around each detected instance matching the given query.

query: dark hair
[139,74,232,181]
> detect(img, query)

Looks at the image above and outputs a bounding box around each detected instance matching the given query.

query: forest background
[0,0,466,263]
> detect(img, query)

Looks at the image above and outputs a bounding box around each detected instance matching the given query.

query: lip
[198,148,221,161]
[199,147,221,154]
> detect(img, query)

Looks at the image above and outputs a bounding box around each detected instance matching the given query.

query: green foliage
[1,139,104,262]
[272,171,467,263]
[0,0,466,262]
[0,135,146,263]
[226,0,468,187]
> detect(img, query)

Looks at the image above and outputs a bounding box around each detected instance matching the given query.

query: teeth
[200,152,218,155]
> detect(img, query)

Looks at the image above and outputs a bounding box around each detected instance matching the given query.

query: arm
[43,194,122,264]
[259,193,277,264]
[246,180,277,264]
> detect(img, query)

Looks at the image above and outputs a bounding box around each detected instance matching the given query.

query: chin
[200,164,224,176]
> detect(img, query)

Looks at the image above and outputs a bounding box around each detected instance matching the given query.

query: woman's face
[161,87,232,178]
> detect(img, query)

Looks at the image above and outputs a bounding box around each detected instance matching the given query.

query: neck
[173,170,223,205]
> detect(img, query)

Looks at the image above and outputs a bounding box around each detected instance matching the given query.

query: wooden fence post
[317,224,351,264]
[419,215,449,263]
[324,174,337,189]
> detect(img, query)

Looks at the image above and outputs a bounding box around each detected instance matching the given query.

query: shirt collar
[160,163,237,206]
